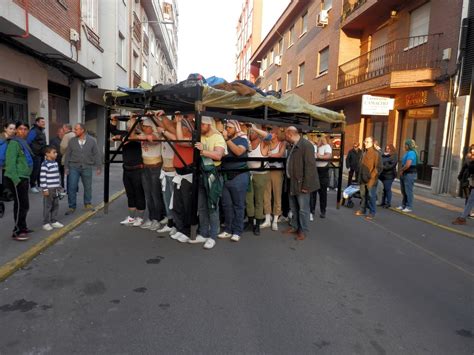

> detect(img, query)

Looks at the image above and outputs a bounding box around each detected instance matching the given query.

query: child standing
[40,146,64,231]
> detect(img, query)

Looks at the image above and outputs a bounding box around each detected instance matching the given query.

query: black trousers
[281,176,290,217]
[310,167,329,214]
[5,177,30,234]
[30,155,43,188]
[123,169,146,210]
[348,168,358,186]
[172,178,193,236]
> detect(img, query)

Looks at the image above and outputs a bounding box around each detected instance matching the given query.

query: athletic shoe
[30,187,40,193]
[176,233,190,243]
[396,206,405,210]
[157,225,173,233]
[132,217,144,227]
[260,214,271,228]
[401,208,412,213]
[148,220,160,231]
[12,233,29,241]
[271,221,278,231]
[203,238,216,249]
[169,227,178,236]
[310,213,314,221]
[188,235,207,244]
[65,208,76,216]
[365,214,374,220]
[452,217,467,225]
[42,224,53,231]
[354,210,365,216]
[230,234,241,242]
[84,204,94,210]
[120,216,135,225]
[51,222,64,228]
[170,231,180,240]
[159,217,168,225]
[218,231,232,239]
[140,220,153,229]
[320,212,326,219]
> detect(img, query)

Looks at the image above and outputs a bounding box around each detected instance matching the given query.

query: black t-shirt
[110,126,143,167]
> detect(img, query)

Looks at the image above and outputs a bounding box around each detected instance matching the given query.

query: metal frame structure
[103,84,345,236]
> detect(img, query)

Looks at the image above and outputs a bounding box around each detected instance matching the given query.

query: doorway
[399,107,438,184]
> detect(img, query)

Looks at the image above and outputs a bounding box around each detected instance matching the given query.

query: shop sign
[406,91,428,107]
[361,95,394,116]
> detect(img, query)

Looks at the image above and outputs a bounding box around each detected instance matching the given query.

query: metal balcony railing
[341,0,367,22]
[337,33,442,90]
[133,12,141,43]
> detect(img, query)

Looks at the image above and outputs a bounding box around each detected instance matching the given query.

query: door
[399,107,438,184]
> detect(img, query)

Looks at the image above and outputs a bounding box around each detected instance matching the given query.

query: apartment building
[0,0,178,150]
[250,0,472,195]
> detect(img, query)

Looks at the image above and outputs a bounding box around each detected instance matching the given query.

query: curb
[389,207,474,240]
[0,190,125,283]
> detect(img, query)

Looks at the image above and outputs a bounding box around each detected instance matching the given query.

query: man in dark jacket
[346,142,362,186]
[355,137,382,219]
[284,127,319,240]
[27,117,47,192]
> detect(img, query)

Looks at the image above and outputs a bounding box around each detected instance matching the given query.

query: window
[288,25,295,47]
[301,12,308,35]
[286,71,293,91]
[269,48,274,65]
[276,78,281,92]
[268,84,273,91]
[409,2,431,47]
[322,0,332,11]
[150,33,155,57]
[318,47,329,75]
[81,0,98,32]
[297,62,305,85]
[142,63,148,82]
[117,32,126,68]
[133,51,140,74]
[278,38,284,56]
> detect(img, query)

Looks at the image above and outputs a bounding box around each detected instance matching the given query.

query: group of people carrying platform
[111,110,340,250]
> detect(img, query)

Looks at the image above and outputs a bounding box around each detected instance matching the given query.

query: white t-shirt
[316,144,332,168]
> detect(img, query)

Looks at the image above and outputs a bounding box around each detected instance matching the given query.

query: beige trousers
[263,170,283,216]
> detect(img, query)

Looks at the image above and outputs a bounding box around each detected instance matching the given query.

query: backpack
[0,138,9,169]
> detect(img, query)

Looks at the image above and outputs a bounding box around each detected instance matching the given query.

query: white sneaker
[31,187,40,193]
[132,217,144,227]
[42,224,53,231]
[288,211,293,220]
[120,216,135,225]
[176,233,190,243]
[401,208,412,213]
[310,213,314,222]
[169,227,178,236]
[271,221,278,231]
[188,234,207,244]
[260,214,271,228]
[159,217,168,225]
[51,222,64,228]
[170,231,180,240]
[148,220,160,231]
[203,238,216,249]
[218,231,232,239]
[396,206,405,210]
[157,225,172,233]
[230,234,240,242]
[140,220,153,229]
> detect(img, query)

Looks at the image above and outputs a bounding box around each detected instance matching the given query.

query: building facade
[0,0,178,151]
[250,0,472,195]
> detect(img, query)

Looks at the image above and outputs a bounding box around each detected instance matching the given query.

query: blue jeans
[461,189,474,219]
[221,172,249,237]
[400,173,416,209]
[198,182,220,239]
[366,184,377,215]
[67,166,93,209]
[289,192,311,234]
[382,179,394,206]
[141,167,164,221]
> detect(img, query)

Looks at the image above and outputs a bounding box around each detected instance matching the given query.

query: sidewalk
[0,164,125,266]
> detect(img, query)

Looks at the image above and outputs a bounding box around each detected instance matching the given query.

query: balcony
[341,0,367,22]
[133,12,141,43]
[337,34,442,90]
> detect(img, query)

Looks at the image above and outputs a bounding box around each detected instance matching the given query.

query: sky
[176,0,290,82]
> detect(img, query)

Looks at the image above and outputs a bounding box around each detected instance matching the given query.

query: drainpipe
[7,0,30,38]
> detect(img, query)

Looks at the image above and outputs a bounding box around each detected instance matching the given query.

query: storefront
[0,81,28,127]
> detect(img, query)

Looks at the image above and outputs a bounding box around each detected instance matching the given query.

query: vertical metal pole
[190,86,203,239]
[104,107,111,214]
[336,127,345,209]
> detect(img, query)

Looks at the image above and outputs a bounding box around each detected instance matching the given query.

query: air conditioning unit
[70,28,79,42]
[317,9,329,26]
[274,55,282,66]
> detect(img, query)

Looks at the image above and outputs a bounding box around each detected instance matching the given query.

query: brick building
[0,0,178,151]
[250,0,472,195]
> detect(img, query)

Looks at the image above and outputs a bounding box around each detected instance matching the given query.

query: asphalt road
[0,193,473,354]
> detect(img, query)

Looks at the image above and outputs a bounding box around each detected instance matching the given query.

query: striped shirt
[40,159,61,190]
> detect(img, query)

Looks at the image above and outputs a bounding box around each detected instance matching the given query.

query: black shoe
[20,228,34,234]
[12,232,29,241]
[245,217,254,231]
[65,208,76,215]
[320,212,326,219]
[253,219,260,236]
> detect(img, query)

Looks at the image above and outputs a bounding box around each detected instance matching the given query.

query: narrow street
[1,192,472,354]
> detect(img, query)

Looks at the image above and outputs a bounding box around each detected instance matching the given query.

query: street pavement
[0,185,473,354]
